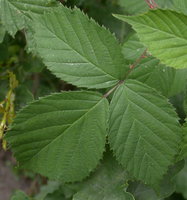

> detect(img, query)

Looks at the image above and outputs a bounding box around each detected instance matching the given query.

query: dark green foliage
[0,0,187,199]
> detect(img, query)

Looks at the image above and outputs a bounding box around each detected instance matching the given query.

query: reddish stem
[145,0,158,9]
[103,50,148,98]
[128,50,147,71]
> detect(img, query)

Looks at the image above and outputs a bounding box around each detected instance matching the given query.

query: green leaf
[15,85,34,108]
[0,22,6,43]
[154,159,184,197]
[32,6,128,89]
[156,0,174,9]
[22,55,45,73]
[171,0,187,15]
[11,190,31,200]
[122,33,146,62]
[118,0,173,15]
[127,159,184,200]
[36,181,74,200]
[114,9,187,69]
[6,91,109,182]
[128,56,187,97]
[179,122,187,160]
[175,159,187,199]
[73,152,135,200]
[0,0,59,36]
[122,34,187,97]
[170,93,186,123]
[35,181,60,200]
[128,183,159,200]
[44,190,66,200]
[109,80,182,187]
[118,0,148,15]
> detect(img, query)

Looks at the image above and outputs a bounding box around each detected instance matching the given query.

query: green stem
[103,80,124,98]
[103,50,147,98]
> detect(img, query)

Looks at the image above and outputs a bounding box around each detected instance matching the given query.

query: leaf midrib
[24,98,105,162]
[36,13,118,81]
[125,81,177,123]
[8,0,53,12]
[128,16,187,43]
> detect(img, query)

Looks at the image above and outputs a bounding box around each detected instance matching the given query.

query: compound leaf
[6,91,109,182]
[114,9,187,69]
[109,80,182,187]
[32,6,128,89]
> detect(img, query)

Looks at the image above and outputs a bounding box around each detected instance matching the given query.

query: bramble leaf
[6,91,109,182]
[118,0,173,15]
[114,9,187,69]
[122,33,146,62]
[0,0,59,36]
[0,0,60,53]
[73,152,135,200]
[122,34,187,97]
[0,22,6,43]
[32,6,128,89]
[0,0,58,36]
[171,0,187,15]
[109,80,182,186]
[128,56,187,97]
[118,0,148,15]
[128,159,184,200]
[175,159,187,199]
[179,122,187,160]
[35,181,61,200]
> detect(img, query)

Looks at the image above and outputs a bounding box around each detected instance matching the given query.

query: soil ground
[0,149,31,200]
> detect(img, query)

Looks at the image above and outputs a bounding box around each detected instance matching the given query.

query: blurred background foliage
[0,0,187,199]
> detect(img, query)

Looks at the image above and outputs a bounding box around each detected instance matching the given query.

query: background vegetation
[0,0,187,199]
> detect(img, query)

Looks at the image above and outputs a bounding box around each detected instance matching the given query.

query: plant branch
[103,50,148,98]
[124,49,147,79]
[130,50,147,69]
[145,0,158,9]
[103,80,124,98]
